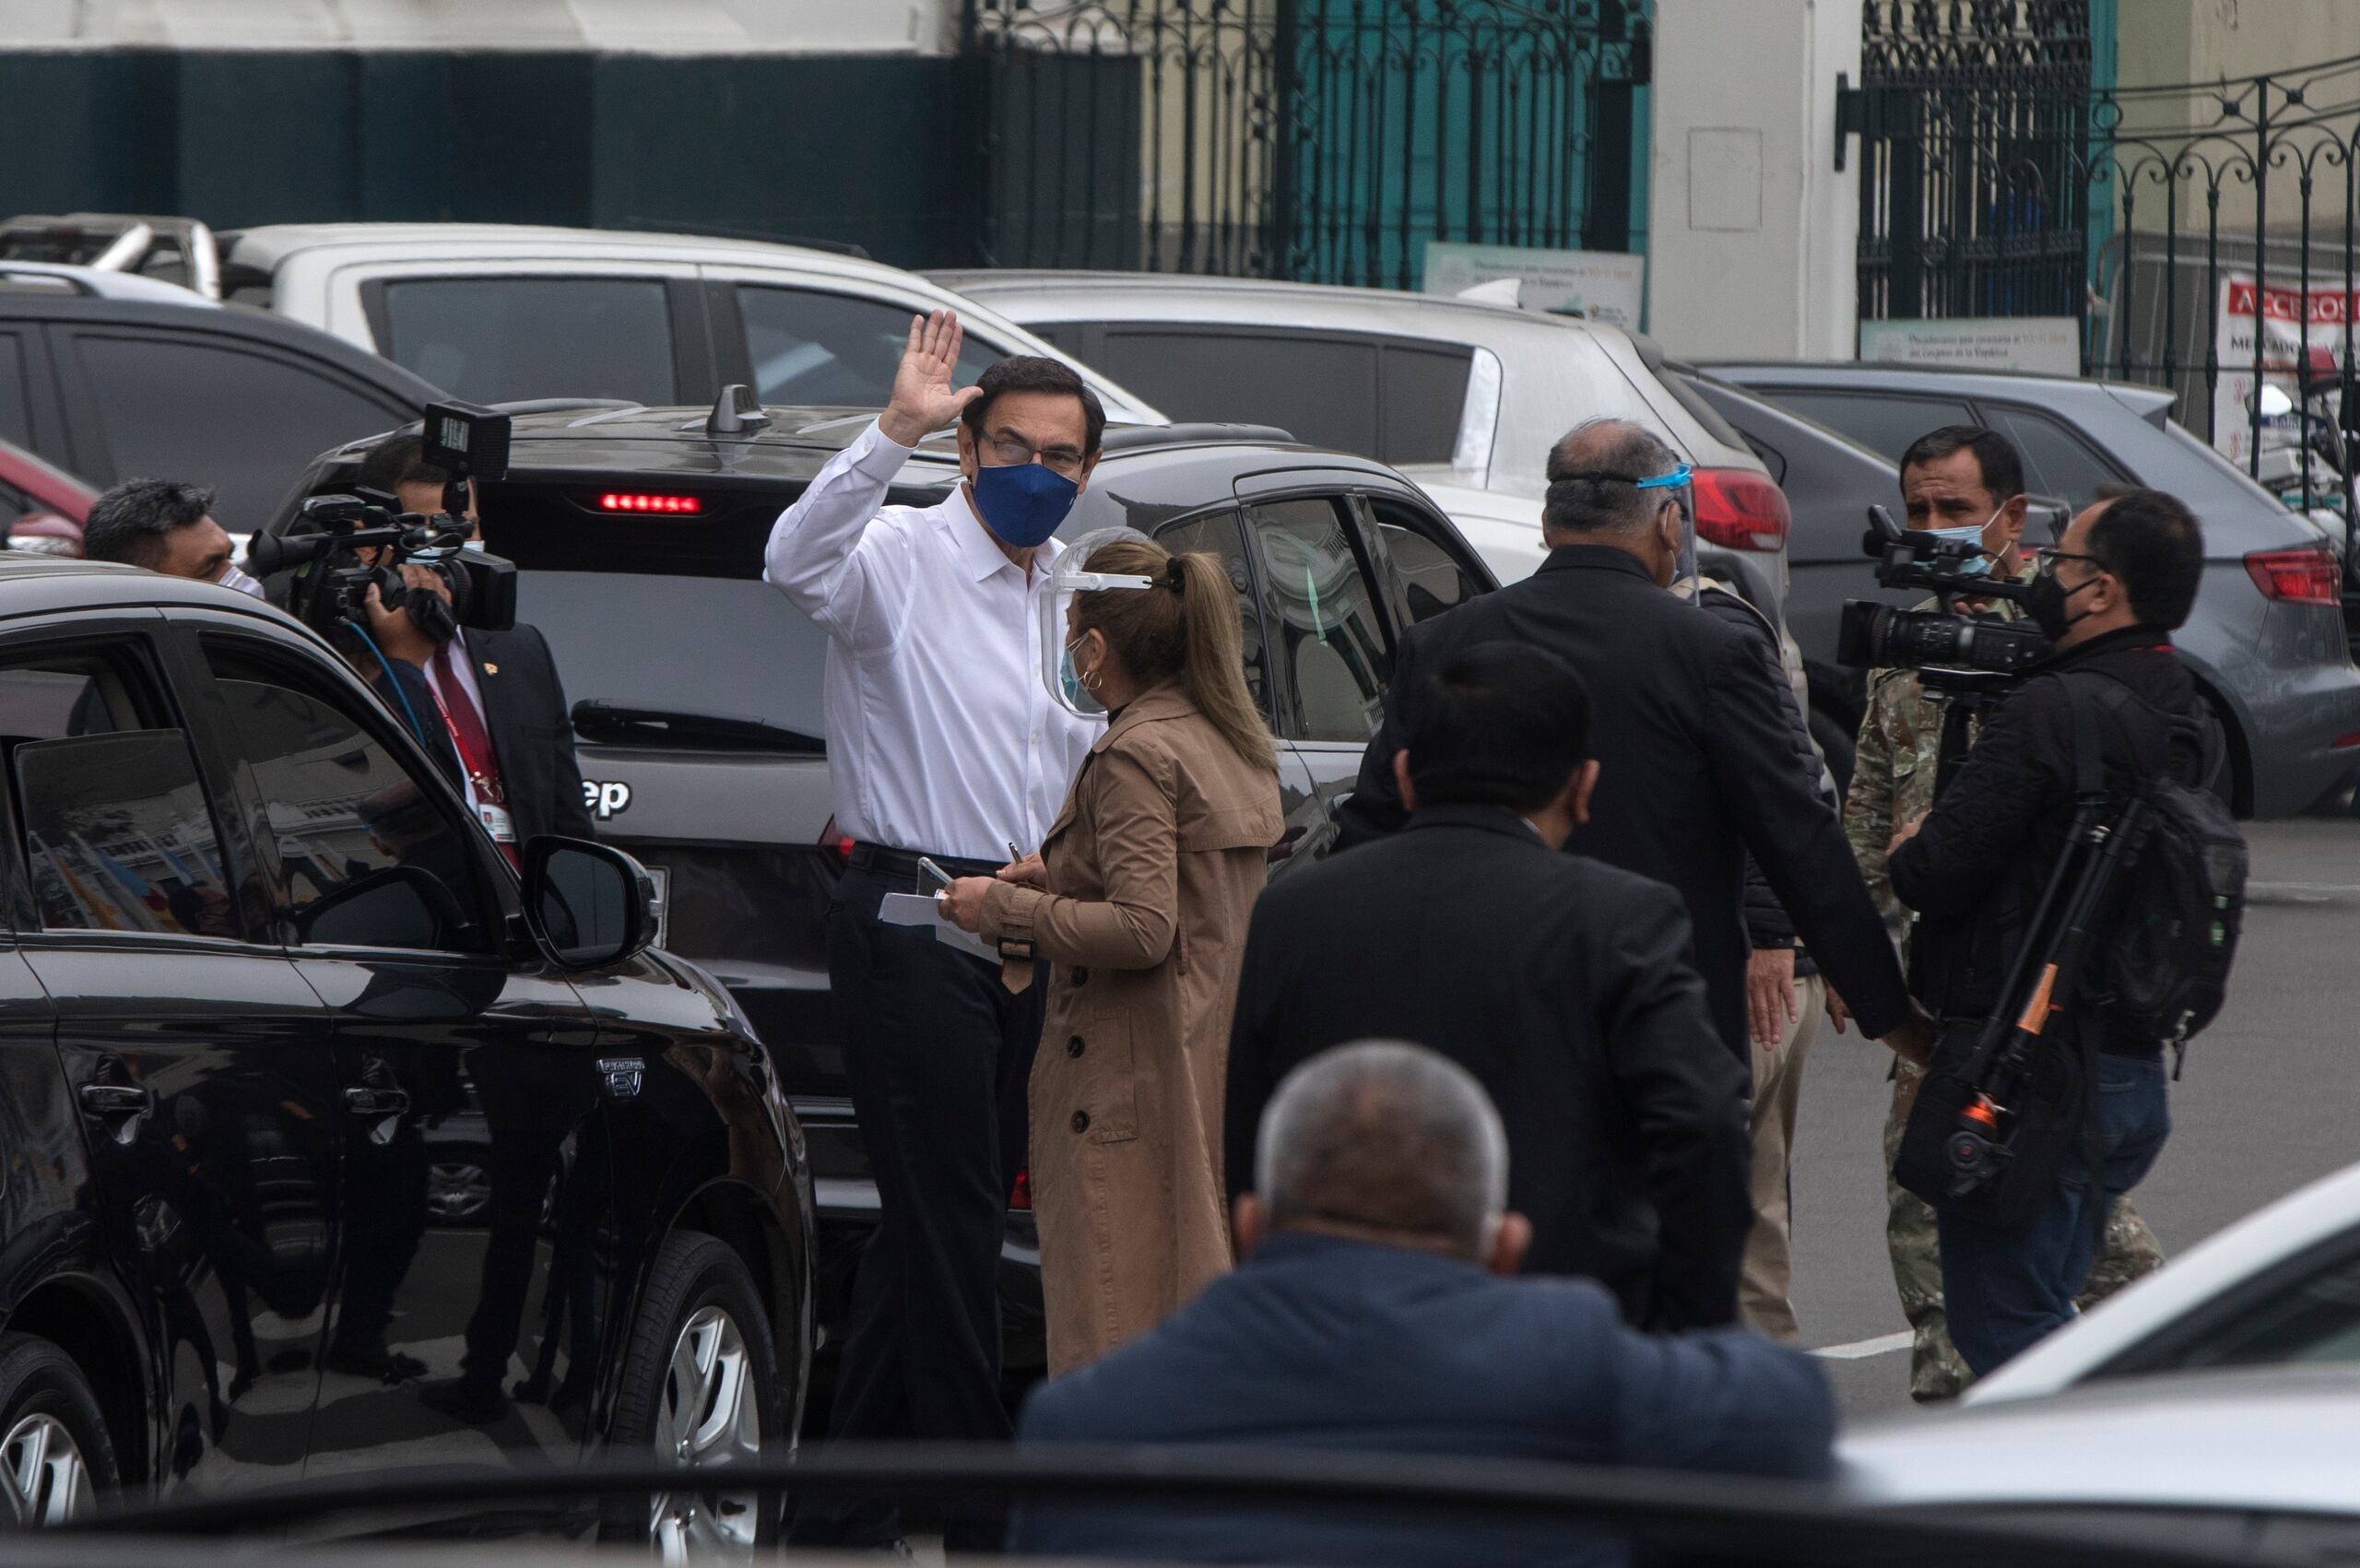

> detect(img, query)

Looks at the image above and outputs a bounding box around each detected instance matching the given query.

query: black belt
[846,842,1001,891]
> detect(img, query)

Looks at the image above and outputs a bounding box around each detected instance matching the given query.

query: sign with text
[1422,242,1646,330]
[1858,316,2082,376]
[2212,274,2353,466]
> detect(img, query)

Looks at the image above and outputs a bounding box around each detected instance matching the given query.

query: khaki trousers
[1740,973,1822,1341]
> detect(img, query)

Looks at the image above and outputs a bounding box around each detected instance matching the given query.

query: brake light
[598,492,702,513]
[2244,548,2340,606]
[1691,467,1791,552]
[1010,1166,1032,1210]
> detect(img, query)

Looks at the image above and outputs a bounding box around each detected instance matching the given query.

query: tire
[0,1332,116,1525]
[602,1232,783,1562]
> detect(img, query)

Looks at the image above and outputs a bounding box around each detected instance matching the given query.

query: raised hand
[878,309,983,446]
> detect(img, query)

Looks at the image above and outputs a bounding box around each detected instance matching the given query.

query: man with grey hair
[82,478,265,595]
[1339,417,1929,1075]
[1010,1041,1835,1568]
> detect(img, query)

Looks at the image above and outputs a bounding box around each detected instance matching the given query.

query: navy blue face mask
[971,460,1080,548]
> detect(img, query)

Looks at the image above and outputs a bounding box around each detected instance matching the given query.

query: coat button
[1070,967,1089,985]
[1066,1035,1085,1058]
[1070,1110,1090,1134]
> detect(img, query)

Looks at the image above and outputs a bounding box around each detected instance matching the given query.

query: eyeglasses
[982,432,1089,477]
[2035,547,2108,572]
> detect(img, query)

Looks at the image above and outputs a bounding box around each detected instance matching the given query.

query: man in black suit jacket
[355,436,596,848]
[1339,418,1924,1069]
[1229,643,1752,1328]
[1018,1043,1832,1568]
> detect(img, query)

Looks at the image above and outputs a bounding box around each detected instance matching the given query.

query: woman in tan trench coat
[942,535,1280,1374]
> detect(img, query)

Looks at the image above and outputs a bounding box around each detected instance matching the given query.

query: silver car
[1704,362,2360,818]
[927,269,1795,631]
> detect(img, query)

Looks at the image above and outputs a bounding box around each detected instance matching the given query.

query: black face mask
[2025,562,2096,642]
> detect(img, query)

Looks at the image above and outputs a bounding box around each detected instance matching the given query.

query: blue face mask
[1059,635,1092,711]
[1924,509,2001,577]
[971,460,1080,548]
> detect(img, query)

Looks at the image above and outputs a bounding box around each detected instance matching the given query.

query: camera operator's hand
[396,562,454,607]
[362,582,438,669]
[878,310,982,447]
[1879,1004,1938,1070]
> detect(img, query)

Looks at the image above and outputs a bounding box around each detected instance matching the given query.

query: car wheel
[604,1232,781,1562]
[0,1333,116,1525]
[426,1159,492,1225]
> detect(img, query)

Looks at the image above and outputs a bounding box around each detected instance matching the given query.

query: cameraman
[343,435,596,860]
[1842,428,2162,1398]
[1885,488,2213,1376]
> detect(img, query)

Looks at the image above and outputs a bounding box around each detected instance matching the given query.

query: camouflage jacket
[1841,575,2033,946]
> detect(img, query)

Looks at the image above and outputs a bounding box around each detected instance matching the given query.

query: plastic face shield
[1637,462,1699,600]
[1040,527,1157,719]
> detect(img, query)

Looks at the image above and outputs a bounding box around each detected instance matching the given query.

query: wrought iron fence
[962,0,1648,287]
[1849,6,2360,501]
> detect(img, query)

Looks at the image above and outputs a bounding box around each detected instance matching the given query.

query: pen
[1008,841,1021,862]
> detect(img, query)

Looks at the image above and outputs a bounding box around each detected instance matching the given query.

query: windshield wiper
[572,701,824,754]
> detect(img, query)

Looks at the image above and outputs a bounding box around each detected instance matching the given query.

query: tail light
[1692,467,1791,552]
[2244,548,2341,606]
[1009,1166,1032,1210]
[598,491,702,513]
[818,816,855,870]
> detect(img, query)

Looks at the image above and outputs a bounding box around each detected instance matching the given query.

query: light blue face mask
[1924,508,2003,577]
[1059,634,1091,709]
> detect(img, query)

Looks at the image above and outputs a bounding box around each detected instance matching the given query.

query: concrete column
[1645,0,1862,360]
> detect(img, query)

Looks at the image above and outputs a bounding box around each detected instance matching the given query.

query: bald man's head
[1540,418,1688,585]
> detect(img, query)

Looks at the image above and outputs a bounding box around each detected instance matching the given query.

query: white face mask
[216,564,267,599]
[460,537,487,554]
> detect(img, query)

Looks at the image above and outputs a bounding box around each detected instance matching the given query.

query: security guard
[1840,426,2164,1399]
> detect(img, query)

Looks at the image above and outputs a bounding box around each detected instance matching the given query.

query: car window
[0,333,30,449]
[1248,496,1391,743]
[203,642,492,955]
[1762,391,1978,466]
[1096,328,1380,455]
[71,333,406,531]
[1363,496,1481,623]
[1150,508,1271,720]
[1982,405,2131,508]
[379,277,677,406]
[739,287,997,408]
[1381,344,1477,466]
[2136,1244,2360,1373]
[0,650,238,938]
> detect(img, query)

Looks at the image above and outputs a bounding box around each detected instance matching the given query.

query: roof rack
[1100,421,1297,453]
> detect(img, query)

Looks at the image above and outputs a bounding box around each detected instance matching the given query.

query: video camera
[252,401,518,641]
[1835,504,2048,677]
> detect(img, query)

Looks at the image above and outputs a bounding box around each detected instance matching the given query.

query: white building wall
[0,0,962,53]
[1645,0,1862,360]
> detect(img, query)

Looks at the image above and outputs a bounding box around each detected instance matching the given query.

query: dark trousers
[792,858,1044,1550]
[1938,1054,2172,1376]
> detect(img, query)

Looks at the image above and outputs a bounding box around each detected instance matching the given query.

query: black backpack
[2078,678,2248,1061]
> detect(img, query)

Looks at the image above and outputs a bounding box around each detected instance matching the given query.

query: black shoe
[419,1376,511,1425]
[324,1341,428,1384]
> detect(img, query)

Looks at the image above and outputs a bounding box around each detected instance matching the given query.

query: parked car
[183,222,1165,428]
[1955,1157,2360,1404]
[927,269,1794,635]
[0,431,96,554]
[263,395,1500,1412]
[1703,362,2360,817]
[0,554,809,1548]
[0,263,444,533]
[1842,1366,2360,1557]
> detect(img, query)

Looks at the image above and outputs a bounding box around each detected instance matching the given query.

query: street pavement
[1788,816,2360,1423]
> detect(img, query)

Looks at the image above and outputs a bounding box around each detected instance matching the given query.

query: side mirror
[521,836,658,971]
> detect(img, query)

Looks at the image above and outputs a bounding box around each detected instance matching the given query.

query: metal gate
[962,0,1649,287]
[1847,0,2094,325]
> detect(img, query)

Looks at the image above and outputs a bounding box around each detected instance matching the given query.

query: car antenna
[707,383,772,437]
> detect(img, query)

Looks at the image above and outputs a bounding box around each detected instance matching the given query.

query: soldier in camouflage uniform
[1841,428,2165,1400]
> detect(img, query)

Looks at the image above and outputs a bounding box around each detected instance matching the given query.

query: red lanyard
[424,654,505,807]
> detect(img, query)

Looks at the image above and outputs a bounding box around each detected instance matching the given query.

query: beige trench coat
[978,680,1281,1374]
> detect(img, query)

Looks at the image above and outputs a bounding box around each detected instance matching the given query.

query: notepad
[878,890,998,963]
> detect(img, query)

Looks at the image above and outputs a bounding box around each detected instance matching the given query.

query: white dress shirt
[763,419,1099,862]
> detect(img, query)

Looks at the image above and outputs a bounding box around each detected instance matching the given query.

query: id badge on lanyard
[423,673,515,847]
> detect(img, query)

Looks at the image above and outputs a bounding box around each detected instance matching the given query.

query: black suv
[0,266,442,529]
[267,402,1497,1401]
[0,555,808,1545]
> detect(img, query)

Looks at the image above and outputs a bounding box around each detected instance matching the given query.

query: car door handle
[77,1083,153,1118]
[343,1087,412,1117]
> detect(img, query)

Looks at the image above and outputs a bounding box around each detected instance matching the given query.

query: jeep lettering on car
[584,779,632,819]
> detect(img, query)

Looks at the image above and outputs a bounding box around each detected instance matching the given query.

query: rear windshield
[483,479,943,743]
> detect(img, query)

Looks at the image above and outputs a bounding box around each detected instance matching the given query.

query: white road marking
[1810,1330,1912,1361]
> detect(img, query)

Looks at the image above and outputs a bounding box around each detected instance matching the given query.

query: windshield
[517,572,831,742]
